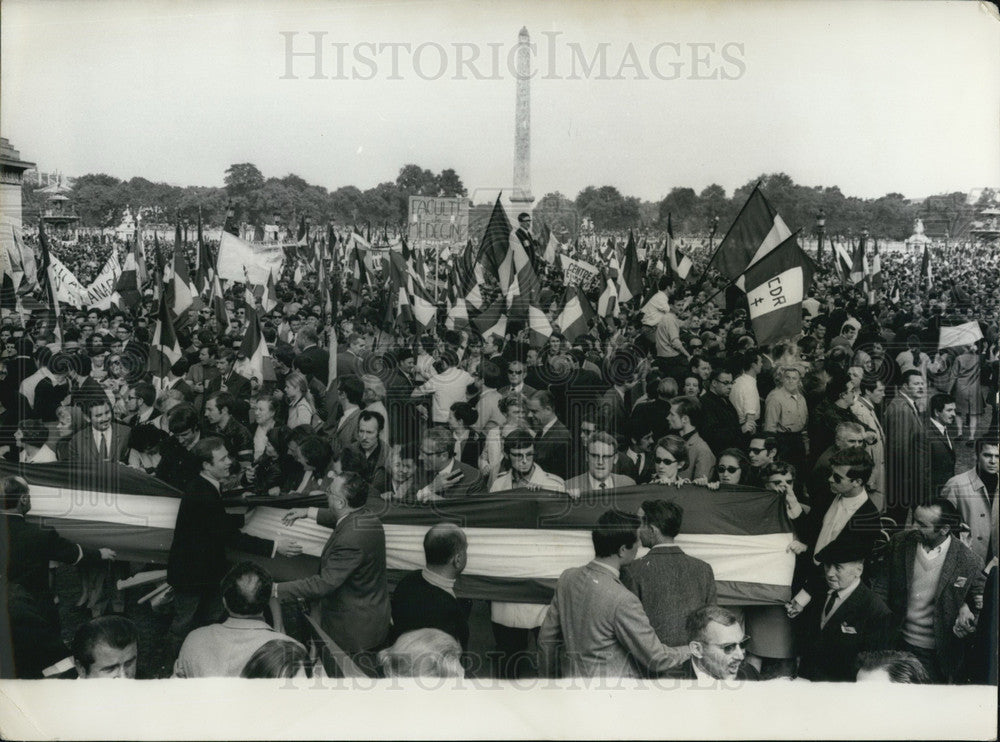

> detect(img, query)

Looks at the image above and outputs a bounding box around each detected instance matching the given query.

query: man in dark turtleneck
[942,439,999,566]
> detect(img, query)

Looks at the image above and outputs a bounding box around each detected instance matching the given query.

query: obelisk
[511,26,533,206]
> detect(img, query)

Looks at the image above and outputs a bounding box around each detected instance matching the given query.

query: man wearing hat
[793,538,892,682]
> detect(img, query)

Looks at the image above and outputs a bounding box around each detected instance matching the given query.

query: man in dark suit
[616,419,656,485]
[1,475,116,636]
[167,437,301,654]
[67,398,131,464]
[794,539,892,682]
[870,498,986,683]
[785,448,882,611]
[622,500,716,646]
[664,606,760,680]
[413,428,486,501]
[389,523,470,649]
[277,471,390,669]
[884,369,927,525]
[501,358,536,398]
[513,212,540,273]
[924,393,957,506]
[525,390,572,479]
[292,326,329,388]
[698,368,744,455]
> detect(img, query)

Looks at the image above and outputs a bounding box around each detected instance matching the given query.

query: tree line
[23,163,988,242]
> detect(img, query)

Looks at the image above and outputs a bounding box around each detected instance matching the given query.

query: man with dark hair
[664,606,759,680]
[514,212,540,272]
[745,435,778,487]
[525,390,572,480]
[871,498,986,683]
[155,404,202,488]
[277,472,390,668]
[885,369,927,525]
[490,430,565,492]
[174,561,302,678]
[698,368,745,456]
[538,510,690,678]
[390,523,470,649]
[808,372,863,466]
[942,438,998,564]
[786,448,882,622]
[924,393,957,505]
[66,398,131,463]
[622,500,717,646]
[204,391,253,464]
[124,380,158,426]
[293,325,329,388]
[72,615,138,679]
[13,418,56,463]
[327,375,365,450]
[793,539,892,682]
[668,395,715,480]
[349,409,387,475]
[167,436,301,654]
[615,417,656,485]
[855,650,931,683]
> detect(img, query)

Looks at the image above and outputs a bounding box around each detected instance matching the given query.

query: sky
[3,0,999,204]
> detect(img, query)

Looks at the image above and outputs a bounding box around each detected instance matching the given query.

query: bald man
[389,523,470,649]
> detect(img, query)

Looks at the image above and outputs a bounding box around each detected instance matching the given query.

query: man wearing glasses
[503,359,536,398]
[490,429,565,493]
[565,431,636,500]
[514,213,540,273]
[414,428,486,502]
[665,606,759,681]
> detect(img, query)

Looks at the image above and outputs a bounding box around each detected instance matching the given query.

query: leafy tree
[436,168,466,197]
[534,191,578,238]
[575,185,640,230]
[70,173,127,228]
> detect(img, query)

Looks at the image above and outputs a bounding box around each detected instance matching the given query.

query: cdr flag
[743,233,815,346]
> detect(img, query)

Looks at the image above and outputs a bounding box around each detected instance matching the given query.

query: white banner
[560,255,599,288]
[49,254,86,308]
[939,321,983,350]
[217,231,285,284]
[83,252,122,310]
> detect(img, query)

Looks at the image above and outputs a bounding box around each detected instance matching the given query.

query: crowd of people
[1,225,997,685]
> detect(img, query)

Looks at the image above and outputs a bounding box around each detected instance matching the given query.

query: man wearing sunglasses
[786,447,881,619]
[665,606,759,681]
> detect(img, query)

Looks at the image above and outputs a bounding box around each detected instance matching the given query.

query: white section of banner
[28,492,794,589]
[27,484,181,529]
[243,509,794,587]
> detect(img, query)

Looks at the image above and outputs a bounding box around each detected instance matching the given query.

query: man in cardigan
[870,498,985,683]
[389,523,470,650]
[622,499,717,646]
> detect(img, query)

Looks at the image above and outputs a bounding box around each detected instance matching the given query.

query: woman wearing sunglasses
[712,448,751,486]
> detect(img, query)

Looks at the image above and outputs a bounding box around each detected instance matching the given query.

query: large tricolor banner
[4,462,795,606]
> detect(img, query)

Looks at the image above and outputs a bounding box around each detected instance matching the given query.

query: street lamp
[816,209,826,263]
[709,215,719,252]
